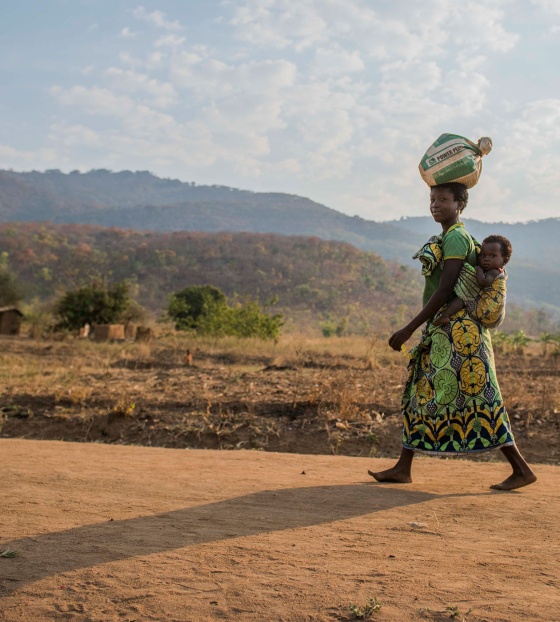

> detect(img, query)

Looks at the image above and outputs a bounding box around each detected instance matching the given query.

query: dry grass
[0,334,558,463]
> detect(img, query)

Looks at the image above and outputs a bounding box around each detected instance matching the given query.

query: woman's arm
[388,258,464,351]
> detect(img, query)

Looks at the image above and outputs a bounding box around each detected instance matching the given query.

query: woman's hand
[389,326,414,351]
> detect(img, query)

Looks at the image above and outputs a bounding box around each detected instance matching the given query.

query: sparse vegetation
[350,596,382,618]
[0,333,557,464]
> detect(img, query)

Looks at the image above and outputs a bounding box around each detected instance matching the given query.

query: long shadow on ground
[0,484,489,593]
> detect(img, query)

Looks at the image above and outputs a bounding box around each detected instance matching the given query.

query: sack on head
[419,133,492,189]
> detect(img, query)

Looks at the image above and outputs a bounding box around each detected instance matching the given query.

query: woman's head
[429,182,468,229]
[433,182,469,211]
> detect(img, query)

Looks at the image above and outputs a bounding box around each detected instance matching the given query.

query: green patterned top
[422,223,477,306]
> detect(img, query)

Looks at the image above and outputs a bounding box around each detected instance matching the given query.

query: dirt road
[1,439,558,621]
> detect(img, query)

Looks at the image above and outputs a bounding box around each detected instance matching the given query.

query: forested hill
[0,222,422,333]
[1,169,559,314]
[0,169,419,259]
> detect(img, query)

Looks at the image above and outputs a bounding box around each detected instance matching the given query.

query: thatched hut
[0,307,23,335]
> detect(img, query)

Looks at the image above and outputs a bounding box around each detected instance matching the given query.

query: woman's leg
[490,444,537,490]
[368,447,414,483]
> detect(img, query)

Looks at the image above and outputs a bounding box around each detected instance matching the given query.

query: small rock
[408,522,428,529]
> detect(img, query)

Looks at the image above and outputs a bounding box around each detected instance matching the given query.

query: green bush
[168,285,283,340]
[55,281,132,330]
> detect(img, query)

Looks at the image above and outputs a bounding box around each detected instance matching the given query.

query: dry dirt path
[0,439,559,622]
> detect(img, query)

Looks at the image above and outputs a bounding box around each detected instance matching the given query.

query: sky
[2,0,560,223]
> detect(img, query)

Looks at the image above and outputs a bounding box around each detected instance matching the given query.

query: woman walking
[370,182,536,491]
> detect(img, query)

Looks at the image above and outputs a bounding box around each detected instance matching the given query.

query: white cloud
[155,34,186,48]
[49,124,102,148]
[117,52,143,69]
[104,67,177,108]
[231,0,329,50]
[119,27,138,39]
[448,2,519,53]
[0,144,57,169]
[497,99,560,190]
[311,44,365,76]
[50,86,176,133]
[132,6,184,31]
[531,0,560,13]
[170,53,297,100]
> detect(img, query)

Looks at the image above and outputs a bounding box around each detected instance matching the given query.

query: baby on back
[433,234,511,327]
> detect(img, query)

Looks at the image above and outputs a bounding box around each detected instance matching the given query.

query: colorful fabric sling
[413,235,507,329]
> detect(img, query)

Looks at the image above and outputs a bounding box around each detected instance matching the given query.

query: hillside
[0,169,420,259]
[1,169,559,314]
[0,222,422,333]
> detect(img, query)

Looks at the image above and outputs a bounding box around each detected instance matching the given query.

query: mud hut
[92,324,125,342]
[0,307,23,335]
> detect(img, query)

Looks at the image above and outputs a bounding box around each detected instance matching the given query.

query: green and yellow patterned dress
[402,223,515,454]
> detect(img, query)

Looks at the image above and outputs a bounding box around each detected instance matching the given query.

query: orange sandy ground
[0,439,559,622]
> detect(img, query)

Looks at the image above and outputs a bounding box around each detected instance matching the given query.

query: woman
[370,182,536,491]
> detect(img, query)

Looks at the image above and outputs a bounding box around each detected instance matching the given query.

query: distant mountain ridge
[1,169,559,315]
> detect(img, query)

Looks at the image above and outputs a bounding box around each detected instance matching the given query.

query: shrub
[167,285,283,340]
[55,281,132,330]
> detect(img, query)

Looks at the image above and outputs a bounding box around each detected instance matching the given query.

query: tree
[539,332,556,357]
[167,285,227,331]
[55,281,132,330]
[167,285,283,340]
[220,300,283,340]
[0,268,23,307]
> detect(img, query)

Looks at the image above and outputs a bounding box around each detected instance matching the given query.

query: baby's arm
[475,267,501,288]
[433,296,465,325]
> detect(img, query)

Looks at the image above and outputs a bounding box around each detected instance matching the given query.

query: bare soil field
[1,336,559,465]
[1,439,559,621]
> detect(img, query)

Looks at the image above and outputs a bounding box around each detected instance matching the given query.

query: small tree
[539,332,556,357]
[167,285,283,340]
[167,285,227,331]
[507,330,531,356]
[55,281,132,330]
[224,300,283,340]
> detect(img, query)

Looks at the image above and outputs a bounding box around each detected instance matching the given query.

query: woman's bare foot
[368,467,412,483]
[490,470,537,491]
[493,445,537,490]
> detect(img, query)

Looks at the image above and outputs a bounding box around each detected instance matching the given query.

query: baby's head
[480,234,512,271]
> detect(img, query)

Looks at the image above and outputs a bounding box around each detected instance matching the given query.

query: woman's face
[430,187,463,229]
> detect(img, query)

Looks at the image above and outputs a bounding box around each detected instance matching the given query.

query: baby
[433,234,512,327]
